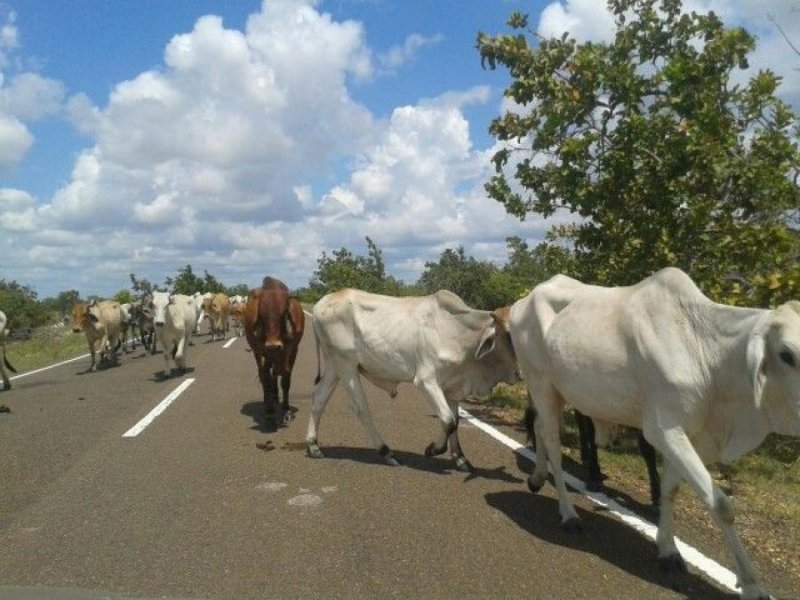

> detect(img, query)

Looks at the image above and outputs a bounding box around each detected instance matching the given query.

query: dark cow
[524,403,661,507]
[244,277,306,429]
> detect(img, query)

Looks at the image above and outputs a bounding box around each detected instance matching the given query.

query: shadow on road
[309,444,525,483]
[485,490,737,600]
[240,400,299,433]
[512,450,662,523]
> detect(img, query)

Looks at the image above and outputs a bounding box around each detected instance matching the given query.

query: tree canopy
[477,0,800,306]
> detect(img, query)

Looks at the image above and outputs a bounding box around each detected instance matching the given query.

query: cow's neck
[694,302,773,461]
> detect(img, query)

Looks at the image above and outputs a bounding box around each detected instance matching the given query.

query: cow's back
[540,269,714,426]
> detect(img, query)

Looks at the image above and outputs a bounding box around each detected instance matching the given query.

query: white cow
[150,292,197,378]
[510,267,800,600]
[306,288,519,471]
[0,310,17,391]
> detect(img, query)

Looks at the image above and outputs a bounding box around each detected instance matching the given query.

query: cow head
[475,306,520,386]
[70,302,89,333]
[150,291,172,327]
[749,300,800,436]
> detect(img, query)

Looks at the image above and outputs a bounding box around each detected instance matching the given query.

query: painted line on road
[9,353,91,380]
[223,337,238,349]
[458,407,739,594]
[122,378,195,438]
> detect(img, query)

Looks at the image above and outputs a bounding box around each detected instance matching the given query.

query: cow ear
[746,333,767,409]
[475,325,497,361]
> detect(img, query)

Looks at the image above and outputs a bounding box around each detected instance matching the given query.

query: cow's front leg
[173,336,187,374]
[261,362,281,428]
[447,414,473,473]
[279,373,294,423]
[417,381,466,470]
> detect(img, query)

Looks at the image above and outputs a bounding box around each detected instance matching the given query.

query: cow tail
[1,334,16,374]
[313,314,322,385]
[524,394,536,450]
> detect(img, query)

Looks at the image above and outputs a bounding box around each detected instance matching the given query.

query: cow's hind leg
[575,411,603,492]
[306,369,339,458]
[344,373,400,466]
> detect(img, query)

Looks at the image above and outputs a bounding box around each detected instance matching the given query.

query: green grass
[4,327,88,374]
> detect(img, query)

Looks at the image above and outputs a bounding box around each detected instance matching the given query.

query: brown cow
[202,292,230,341]
[70,300,125,372]
[243,276,305,428]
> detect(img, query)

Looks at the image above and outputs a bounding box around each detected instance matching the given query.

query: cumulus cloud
[0,10,65,170]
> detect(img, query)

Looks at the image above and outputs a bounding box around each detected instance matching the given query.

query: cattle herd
[3,268,800,599]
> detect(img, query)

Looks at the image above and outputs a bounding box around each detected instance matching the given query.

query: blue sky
[0,0,798,299]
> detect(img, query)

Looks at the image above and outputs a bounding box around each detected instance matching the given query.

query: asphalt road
[0,325,790,599]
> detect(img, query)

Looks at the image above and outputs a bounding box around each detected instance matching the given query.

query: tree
[165,264,205,295]
[308,237,404,299]
[478,0,800,305]
[502,236,575,298]
[40,289,82,318]
[418,246,505,309]
[0,279,51,329]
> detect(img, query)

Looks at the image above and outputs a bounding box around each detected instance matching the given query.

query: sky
[0,0,798,299]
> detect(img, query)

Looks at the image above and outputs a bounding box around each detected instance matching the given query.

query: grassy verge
[482,382,800,523]
[4,326,88,375]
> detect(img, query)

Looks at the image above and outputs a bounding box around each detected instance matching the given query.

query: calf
[243,277,305,428]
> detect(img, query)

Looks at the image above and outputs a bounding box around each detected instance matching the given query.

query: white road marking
[223,337,238,349]
[257,482,289,492]
[458,407,739,594]
[122,378,196,438]
[9,353,91,380]
[288,493,323,507]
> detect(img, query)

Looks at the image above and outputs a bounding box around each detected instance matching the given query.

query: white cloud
[0,113,31,167]
[538,0,616,43]
[536,0,800,108]
[0,10,65,169]
[1,72,65,120]
[378,33,444,71]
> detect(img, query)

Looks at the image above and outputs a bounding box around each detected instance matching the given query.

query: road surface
[0,325,794,599]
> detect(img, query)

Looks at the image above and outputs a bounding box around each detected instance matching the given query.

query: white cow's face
[150,291,171,327]
[763,301,800,435]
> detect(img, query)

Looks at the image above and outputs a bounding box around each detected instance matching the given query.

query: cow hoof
[586,479,603,493]
[658,553,687,574]
[454,457,474,473]
[562,518,583,534]
[527,475,544,494]
[0,405,10,413]
[424,442,446,457]
[306,444,325,459]
[379,445,402,466]
[283,412,295,424]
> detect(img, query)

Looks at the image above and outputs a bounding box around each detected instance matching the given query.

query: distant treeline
[0,236,566,330]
